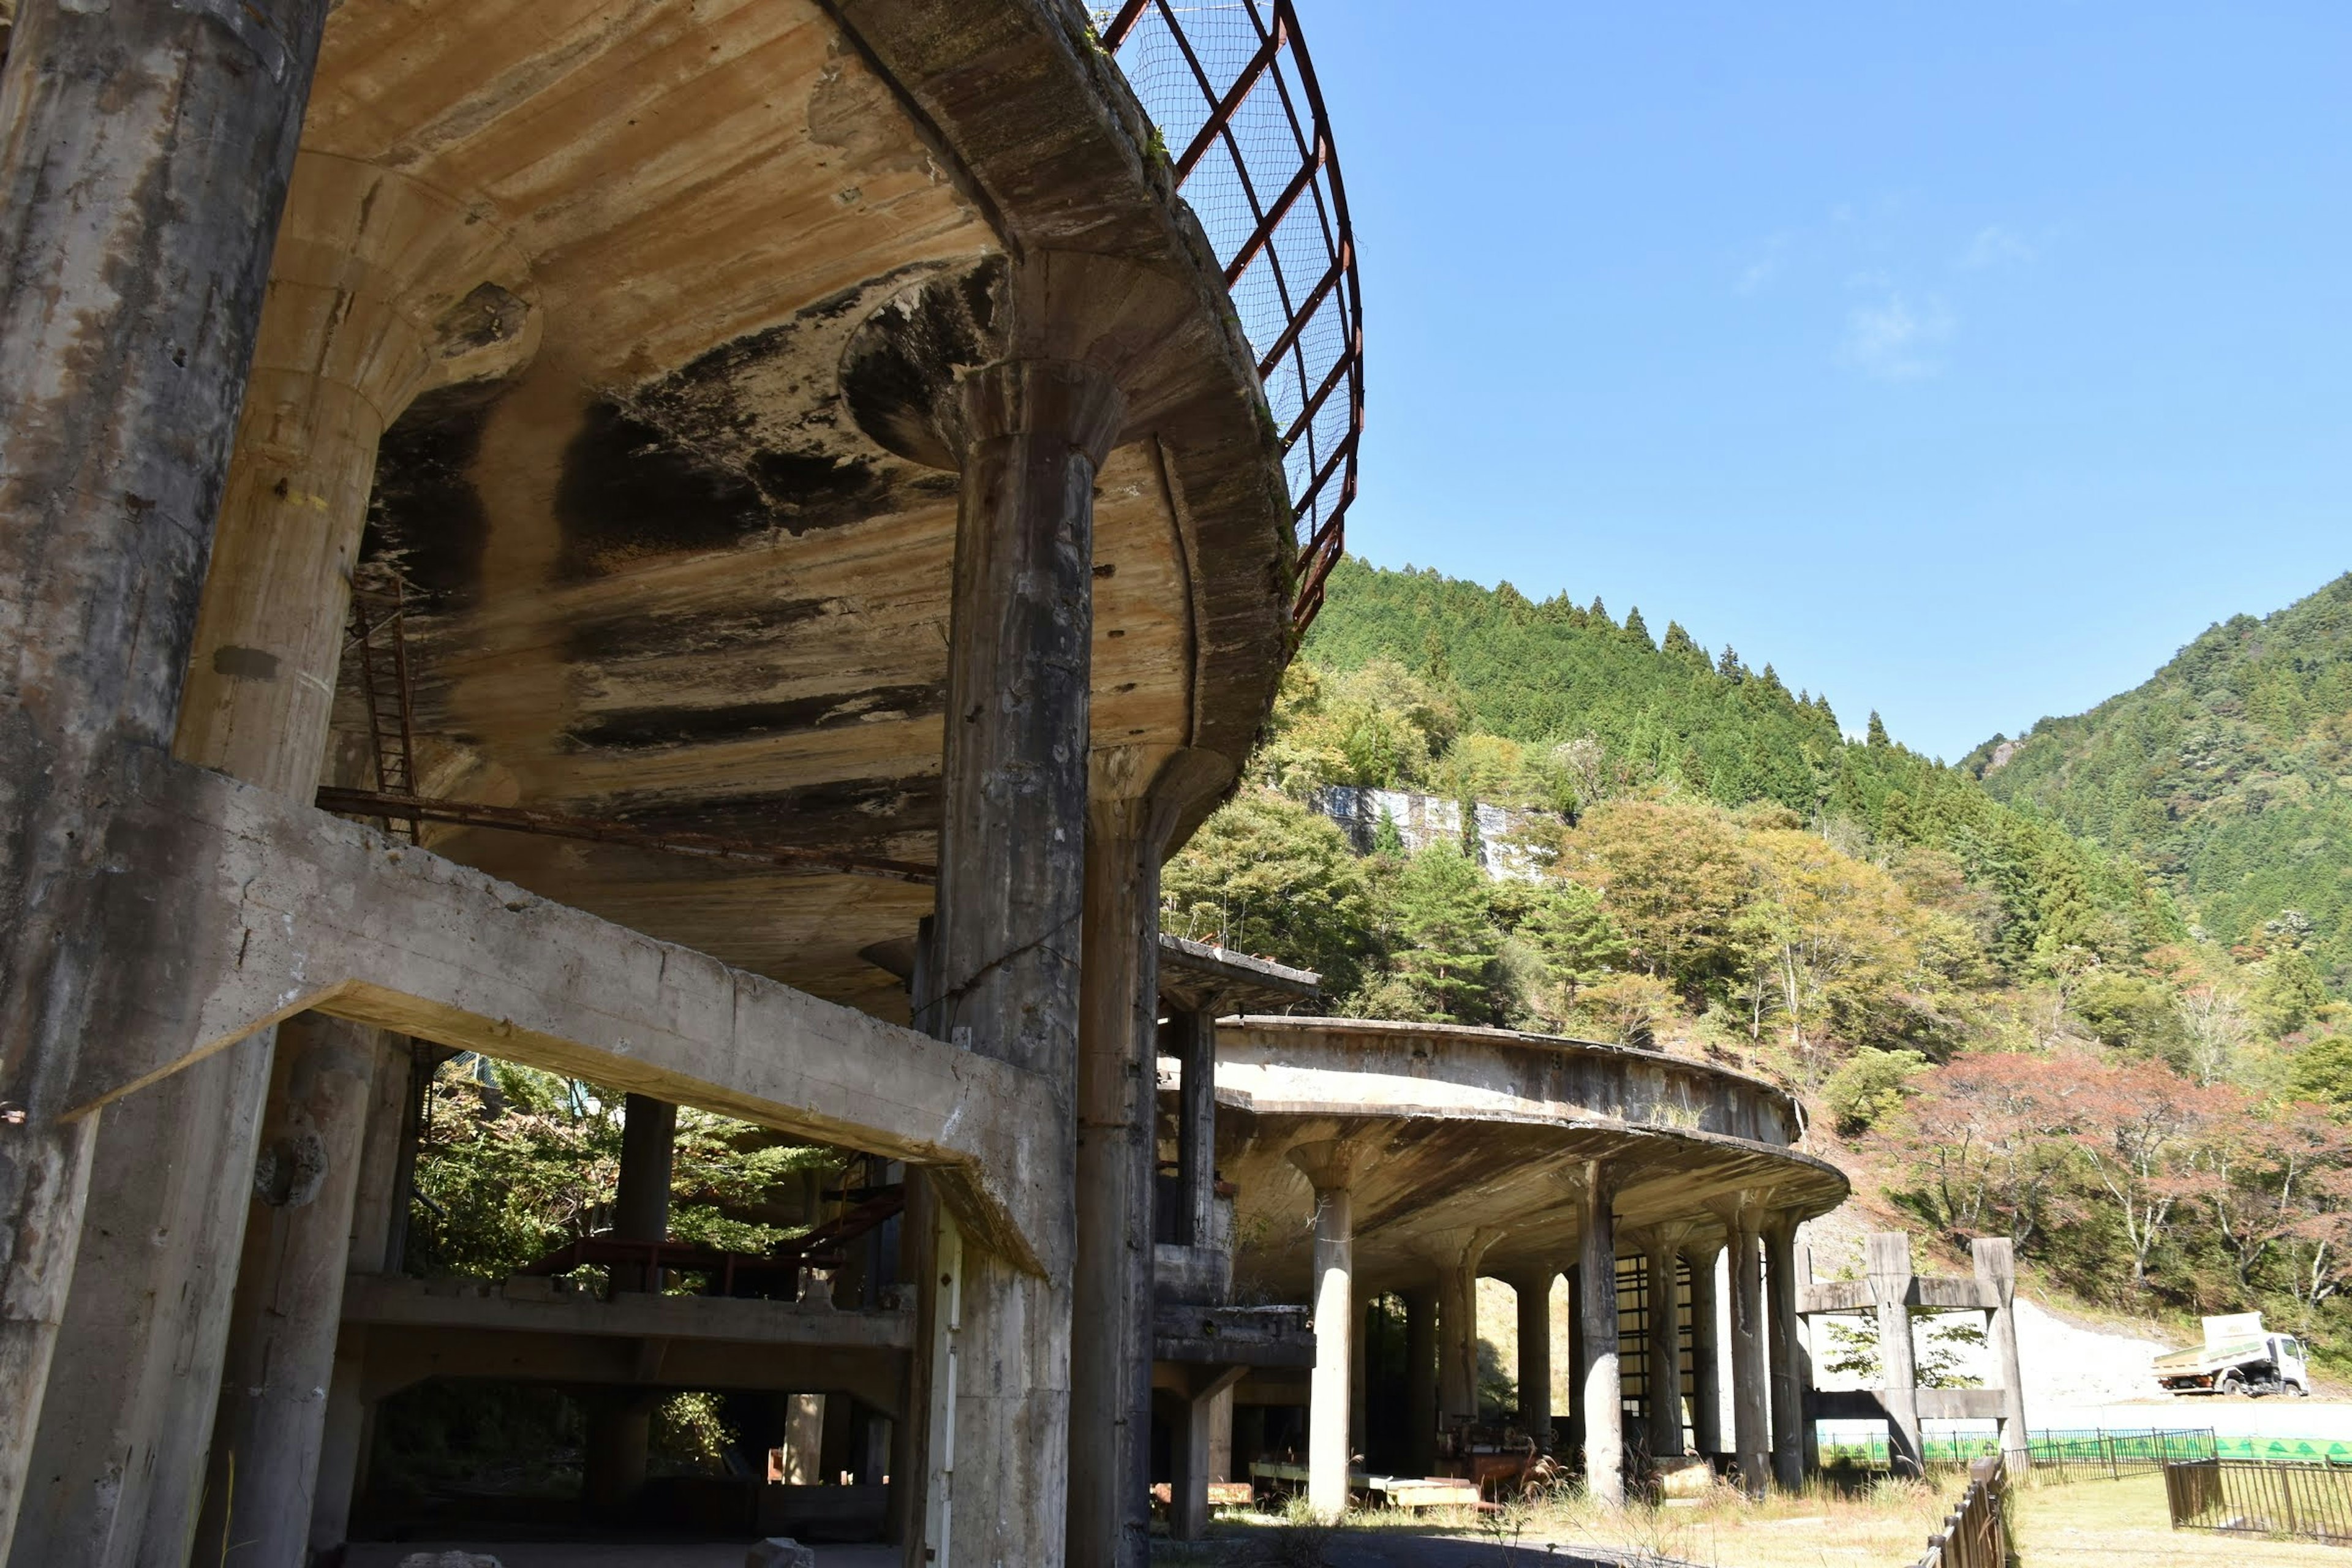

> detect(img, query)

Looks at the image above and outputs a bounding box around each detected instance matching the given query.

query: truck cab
[2156,1312,2313,1396]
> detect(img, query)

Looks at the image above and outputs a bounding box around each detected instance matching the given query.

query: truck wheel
[2218,1370,2247,1396]
[2291,1381,2312,1399]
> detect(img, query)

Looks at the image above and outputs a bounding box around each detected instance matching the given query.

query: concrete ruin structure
[0,0,1365,1561]
[0,0,1874,1556]
[1179,1017,1849,1523]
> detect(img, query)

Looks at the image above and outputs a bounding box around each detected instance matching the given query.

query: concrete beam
[67,758,1059,1273]
[342,1274,916,1350]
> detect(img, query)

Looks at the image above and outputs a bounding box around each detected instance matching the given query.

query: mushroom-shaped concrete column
[1710,1189,1772,1495]
[1290,1139,1373,1521]
[1763,1212,1812,1489]
[1682,1237,1727,1458]
[1637,1223,1695,1460]
[1426,1226,1503,1431]
[1574,1161,1626,1505]
[1401,1284,1439,1477]
[844,251,1202,1568]
[1510,1267,1557,1451]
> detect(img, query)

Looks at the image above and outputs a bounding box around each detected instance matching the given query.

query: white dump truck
[2155,1312,2312,1396]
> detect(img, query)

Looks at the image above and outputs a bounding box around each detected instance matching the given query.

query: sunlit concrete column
[1715,1195,1771,1495]
[906,352,1123,1568]
[1868,1232,1924,1477]
[1973,1238,2030,1474]
[191,1013,387,1566]
[1765,1216,1810,1488]
[0,0,333,1545]
[10,140,535,1567]
[1577,1163,1624,1506]
[1072,746,1224,1568]
[1291,1141,1367,1521]
[1512,1269,1554,1450]
[1684,1238,1725,1460]
[1402,1285,1439,1477]
[1642,1225,1692,1460]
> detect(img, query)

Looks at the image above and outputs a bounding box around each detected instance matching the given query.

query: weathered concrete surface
[194,1014,383,1567]
[1212,1018,1847,1298]
[902,345,1123,1568]
[1287,1142,1365,1523]
[1068,752,1169,1568]
[61,758,1060,1272]
[1577,1166,1623,1506]
[281,0,1295,1025]
[343,1272,913,1348]
[0,0,331,1540]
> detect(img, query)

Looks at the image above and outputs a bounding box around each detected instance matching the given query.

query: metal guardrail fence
[2030,1427,2218,1483]
[2167,1457,2352,1545]
[1911,1456,2009,1568]
[1101,0,1364,633]
[1819,1425,2219,1485]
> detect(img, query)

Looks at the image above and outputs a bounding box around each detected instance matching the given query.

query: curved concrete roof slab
[1201,1018,1849,1299]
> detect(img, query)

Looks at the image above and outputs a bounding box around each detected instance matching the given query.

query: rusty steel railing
[1101,0,1363,633]
[2166,1457,2352,1545]
[1910,1455,2010,1568]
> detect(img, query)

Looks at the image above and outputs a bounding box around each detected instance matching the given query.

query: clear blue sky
[1299,2,2351,761]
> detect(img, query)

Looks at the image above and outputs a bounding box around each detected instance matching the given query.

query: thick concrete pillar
[1401,1285,1438,1477]
[614,1094,678,1290]
[1577,1163,1623,1506]
[1718,1199,1770,1494]
[1290,1141,1365,1522]
[192,1013,383,1567]
[1169,1369,1241,1543]
[1642,1226,1692,1460]
[1070,745,1221,1568]
[1350,1291,1371,1455]
[1972,1238,2030,1473]
[1513,1270,1553,1449]
[9,135,532,1568]
[1564,1265,1585,1460]
[1207,1388,1234,1484]
[586,1093,676,1518]
[0,0,331,1542]
[1435,1267,1472,1424]
[1433,1228,1498,1432]
[906,352,1123,1568]
[308,1035,412,1559]
[1684,1240,1724,1459]
[1765,1218,1809,1488]
[1866,1233,1923,1477]
[1170,1005,1219,1247]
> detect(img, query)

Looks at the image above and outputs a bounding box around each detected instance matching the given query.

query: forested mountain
[1164,557,2352,1355]
[1967,573,2352,992]
[1280,554,2176,975]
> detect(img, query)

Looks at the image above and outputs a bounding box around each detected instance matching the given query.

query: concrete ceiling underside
[1217,1108,1850,1300]
[291,0,1295,1022]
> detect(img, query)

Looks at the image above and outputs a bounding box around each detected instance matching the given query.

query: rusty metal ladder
[345,565,421,841]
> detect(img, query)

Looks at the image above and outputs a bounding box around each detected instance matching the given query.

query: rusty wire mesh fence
[2167,1457,2352,1545]
[1101,0,1363,631]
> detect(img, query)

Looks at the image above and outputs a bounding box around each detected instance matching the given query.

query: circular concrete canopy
[1203,1017,1849,1299]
